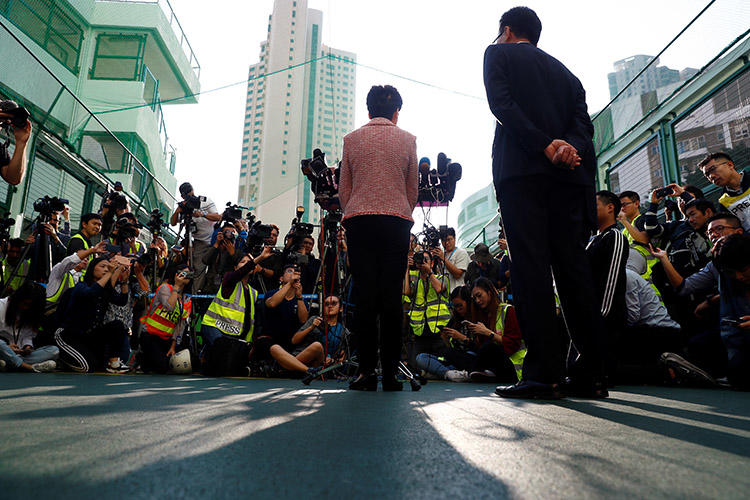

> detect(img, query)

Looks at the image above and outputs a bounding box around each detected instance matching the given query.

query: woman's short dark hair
[450,285,471,303]
[366,85,402,119]
[499,7,542,46]
[6,282,46,330]
[83,256,109,285]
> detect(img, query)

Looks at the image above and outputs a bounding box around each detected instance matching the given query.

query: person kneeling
[139,265,193,374]
[200,253,263,376]
[0,283,59,373]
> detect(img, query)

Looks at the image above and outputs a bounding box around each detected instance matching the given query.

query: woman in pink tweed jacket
[339,85,418,391]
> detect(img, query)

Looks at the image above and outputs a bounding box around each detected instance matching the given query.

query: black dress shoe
[560,377,608,399]
[349,373,378,391]
[494,380,563,400]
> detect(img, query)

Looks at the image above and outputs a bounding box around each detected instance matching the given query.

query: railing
[141,65,169,154]
[465,212,501,250]
[96,0,201,79]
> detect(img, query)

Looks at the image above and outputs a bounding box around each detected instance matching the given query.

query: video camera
[179,194,206,213]
[33,196,68,218]
[145,209,167,237]
[114,216,142,242]
[222,202,244,223]
[421,224,449,249]
[301,148,340,211]
[0,100,30,167]
[418,152,462,205]
[284,206,314,267]
[245,212,276,255]
[0,212,14,242]
[104,189,128,212]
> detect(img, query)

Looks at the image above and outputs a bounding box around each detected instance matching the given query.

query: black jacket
[483,43,596,187]
[586,225,628,326]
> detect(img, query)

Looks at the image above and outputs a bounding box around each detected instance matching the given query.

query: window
[2,0,84,73]
[90,34,146,80]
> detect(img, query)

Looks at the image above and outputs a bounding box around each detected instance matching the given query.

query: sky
[162,0,745,235]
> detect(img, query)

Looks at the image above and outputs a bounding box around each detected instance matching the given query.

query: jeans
[0,339,59,369]
[200,324,224,358]
[416,353,456,378]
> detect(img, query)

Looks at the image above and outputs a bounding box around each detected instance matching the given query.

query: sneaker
[0,359,6,372]
[469,369,496,382]
[445,370,470,382]
[106,359,131,374]
[660,352,717,387]
[32,360,56,373]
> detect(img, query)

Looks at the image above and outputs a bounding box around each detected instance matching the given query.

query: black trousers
[140,333,172,374]
[497,175,602,383]
[55,320,128,372]
[344,215,412,376]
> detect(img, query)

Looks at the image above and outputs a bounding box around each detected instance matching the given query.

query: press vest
[493,304,527,381]
[48,272,76,304]
[623,214,662,299]
[2,258,29,292]
[719,184,750,232]
[140,284,192,340]
[408,273,451,336]
[202,281,258,342]
[70,233,90,280]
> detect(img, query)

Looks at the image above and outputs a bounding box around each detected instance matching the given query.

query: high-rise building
[238,0,356,227]
[607,55,681,99]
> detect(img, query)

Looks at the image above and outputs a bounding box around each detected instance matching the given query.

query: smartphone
[721,318,742,327]
[111,255,134,267]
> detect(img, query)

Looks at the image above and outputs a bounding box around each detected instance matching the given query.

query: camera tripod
[0,211,58,296]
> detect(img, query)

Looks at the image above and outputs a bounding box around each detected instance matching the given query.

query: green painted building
[0,0,200,234]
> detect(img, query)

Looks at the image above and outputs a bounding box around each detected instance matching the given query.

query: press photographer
[203,222,239,296]
[66,213,103,277]
[108,213,145,257]
[1,238,29,296]
[27,196,69,282]
[170,182,220,293]
[431,226,470,292]
[99,181,131,237]
[0,99,32,186]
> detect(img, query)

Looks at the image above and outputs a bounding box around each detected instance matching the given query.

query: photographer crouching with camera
[339,84,418,391]
[170,182,220,294]
[0,100,32,186]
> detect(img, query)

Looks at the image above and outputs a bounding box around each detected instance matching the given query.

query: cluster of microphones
[418,152,462,205]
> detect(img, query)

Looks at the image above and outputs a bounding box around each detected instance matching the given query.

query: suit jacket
[483,43,596,187]
[339,117,418,222]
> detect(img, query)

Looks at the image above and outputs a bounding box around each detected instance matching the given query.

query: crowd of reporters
[0,150,747,393]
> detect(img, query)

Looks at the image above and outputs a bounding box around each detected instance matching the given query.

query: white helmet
[169,349,192,374]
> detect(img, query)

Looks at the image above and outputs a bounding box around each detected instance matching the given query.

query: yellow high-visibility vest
[202,281,258,342]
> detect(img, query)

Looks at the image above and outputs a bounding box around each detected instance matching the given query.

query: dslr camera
[146,209,166,237]
[245,212,275,255]
[104,189,128,212]
[654,186,674,199]
[0,100,30,167]
[114,216,142,242]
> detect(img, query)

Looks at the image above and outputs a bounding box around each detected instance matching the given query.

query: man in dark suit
[484,7,606,399]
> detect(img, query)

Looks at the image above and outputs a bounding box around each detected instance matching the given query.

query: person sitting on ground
[0,282,58,373]
[54,257,131,373]
[617,268,683,384]
[292,294,351,365]
[258,264,322,377]
[139,265,193,374]
[712,233,750,390]
[417,279,525,383]
[651,213,744,380]
[415,285,472,381]
[1,238,30,297]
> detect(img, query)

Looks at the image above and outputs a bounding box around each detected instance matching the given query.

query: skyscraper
[238,0,356,227]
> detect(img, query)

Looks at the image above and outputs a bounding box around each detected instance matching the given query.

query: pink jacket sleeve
[339,138,352,210]
[406,136,418,211]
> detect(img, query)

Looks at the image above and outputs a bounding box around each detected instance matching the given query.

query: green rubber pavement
[0,373,748,499]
